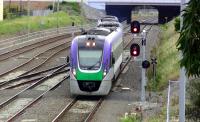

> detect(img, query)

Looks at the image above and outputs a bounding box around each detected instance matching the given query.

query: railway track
[0,64,68,90]
[0,21,155,122]
[0,39,72,85]
[0,64,69,121]
[0,35,70,62]
[52,97,103,122]
[50,29,137,122]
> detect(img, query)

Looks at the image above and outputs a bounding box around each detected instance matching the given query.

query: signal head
[130,43,140,57]
[131,21,140,34]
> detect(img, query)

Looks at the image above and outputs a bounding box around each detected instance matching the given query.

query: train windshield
[78,50,102,70]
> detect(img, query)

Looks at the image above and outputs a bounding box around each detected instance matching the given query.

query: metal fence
[0,20,128,52]
[0,24,96,50]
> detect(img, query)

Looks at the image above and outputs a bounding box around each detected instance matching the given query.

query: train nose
[83,82,96,91]
[78,81,101,92]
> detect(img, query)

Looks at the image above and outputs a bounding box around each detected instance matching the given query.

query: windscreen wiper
[88,61,100,70]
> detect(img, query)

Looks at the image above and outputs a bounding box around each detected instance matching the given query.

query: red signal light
[133,28,137,32]
[133,50,137,55]
[131,21,140,34]
[130,43,140,57]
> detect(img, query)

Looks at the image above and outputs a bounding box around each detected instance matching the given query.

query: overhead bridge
[88,0,183,24]
[88,0,181,6]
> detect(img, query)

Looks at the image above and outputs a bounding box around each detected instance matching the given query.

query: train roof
[82,27,112,36]
[102,16,118,20]
[100,18,119,22]
[97,21,121,28]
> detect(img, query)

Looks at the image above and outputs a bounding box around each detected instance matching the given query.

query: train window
[78,50,103,70]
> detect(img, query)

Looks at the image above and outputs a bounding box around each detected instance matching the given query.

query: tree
[176,0,200,77]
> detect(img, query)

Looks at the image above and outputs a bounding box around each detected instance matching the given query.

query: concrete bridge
[88,0,184,23]
[1,0,188,23]
[88,0,181,6]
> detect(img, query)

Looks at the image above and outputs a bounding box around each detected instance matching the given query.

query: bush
[174,17,180,32]
[186,79,200,120]
[120,114,140,122]
[3,4,27,19]
[187,79,200,107]
[147,20,180,91]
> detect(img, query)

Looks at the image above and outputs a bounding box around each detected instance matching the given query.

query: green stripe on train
[76,69,103,81]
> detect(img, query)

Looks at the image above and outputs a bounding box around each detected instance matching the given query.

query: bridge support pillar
[0,0,3,21]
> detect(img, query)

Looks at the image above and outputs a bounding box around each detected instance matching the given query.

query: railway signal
[130,43,140,57]
[131,21,140,33]
[142,60,150,69]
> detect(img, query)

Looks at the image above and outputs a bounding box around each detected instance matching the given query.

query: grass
[147,20,180,91]
[120,114,141,122]
[0,11,87,37]
[143,19,180,122]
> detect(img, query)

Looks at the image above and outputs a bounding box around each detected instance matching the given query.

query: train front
[69,35,111,95]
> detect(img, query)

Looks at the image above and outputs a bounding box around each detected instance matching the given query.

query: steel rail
[0,40,70,78]
[0,44,71,89]
[0,23,95,50]
[0,35,69,62]
[84,98,104,122]
[0,64,65,86]
[3,68,69,90]
[51,98,78,122]
[6,74,70,122]
[0,64,69,110]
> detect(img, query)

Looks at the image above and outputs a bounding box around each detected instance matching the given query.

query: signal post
[130,21,150,102]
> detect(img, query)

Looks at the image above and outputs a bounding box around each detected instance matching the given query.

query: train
[69,16,123,96]
[97,15,119,26]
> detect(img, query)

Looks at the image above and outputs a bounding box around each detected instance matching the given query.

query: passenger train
[69,16,123,95]
[97,15,119,26]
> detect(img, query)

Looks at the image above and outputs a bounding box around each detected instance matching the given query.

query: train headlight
[103,70,107,76]
[92,42,96,47]
[86,42,90,47]
[72,68,76,76]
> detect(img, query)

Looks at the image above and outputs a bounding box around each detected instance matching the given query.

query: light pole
[56,0,60,33]
[27,0,31,40]
[52,0,55,12]
[179,0,187,122]
[0,0,3,21]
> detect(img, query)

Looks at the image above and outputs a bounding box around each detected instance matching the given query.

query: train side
[69,26,123,96]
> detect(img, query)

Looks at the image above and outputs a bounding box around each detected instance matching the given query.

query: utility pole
[0,0,3,21]
[27,0,31,40]
[52,0,55,12]
[56,0,59,33]
[179,0,186,122]
[81,0,83,28]
[20,0,22,16]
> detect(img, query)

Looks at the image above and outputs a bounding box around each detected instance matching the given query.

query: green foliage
[50,2,81,15]
[187,79,200,107]
[186,79,200,120]
[176,0,200,77]
[0,11,86,36]
[61,2,81,15]
[120,114,140,122]
[147,21,180,91]
[3,4,27,19]
[174,17,180,32]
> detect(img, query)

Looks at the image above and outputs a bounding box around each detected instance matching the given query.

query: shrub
[174,17,180,32]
